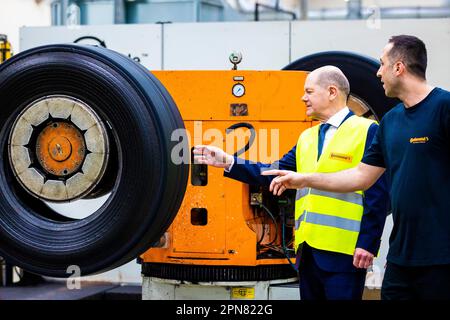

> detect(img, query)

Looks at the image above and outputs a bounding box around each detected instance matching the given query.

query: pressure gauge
[232,83,245,97]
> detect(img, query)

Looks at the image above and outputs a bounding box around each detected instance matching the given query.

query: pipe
[347,0,362,19]
[61,0,69,25]
[307,6,450,20]
[299,0,308,20]
[379,6,450,19]
[50,0,69,25]
[114,0,126,24]
[254,2,297,21]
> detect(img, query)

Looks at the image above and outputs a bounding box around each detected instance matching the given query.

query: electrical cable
[254,192,297,271]
[252,207,266,246]
[257,209,266,245]
[259,203,278,247]
[277,196,298,273]
[281,211,298,273]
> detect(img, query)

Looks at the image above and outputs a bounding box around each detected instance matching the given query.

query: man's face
[302,73,330,121]
[377,43,399,97]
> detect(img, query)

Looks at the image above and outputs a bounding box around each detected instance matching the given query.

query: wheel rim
[348,94,376,120]
[8,95,109,202]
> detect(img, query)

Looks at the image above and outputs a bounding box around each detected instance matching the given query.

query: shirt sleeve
[361,121,386,168]
[223,145,297,186]
[356,123,390,255]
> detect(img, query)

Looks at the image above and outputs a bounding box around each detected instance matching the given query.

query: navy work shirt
[362,87,450,266]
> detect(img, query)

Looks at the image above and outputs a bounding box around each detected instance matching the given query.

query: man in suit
[194,65,389,300]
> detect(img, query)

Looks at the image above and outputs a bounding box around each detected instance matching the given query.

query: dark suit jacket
[224,112,389,272]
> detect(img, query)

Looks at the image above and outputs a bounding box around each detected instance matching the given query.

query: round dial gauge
[232,83,245,97]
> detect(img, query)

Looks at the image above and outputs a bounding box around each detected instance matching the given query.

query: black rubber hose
[73,36,107,48]
[226,122,256,157]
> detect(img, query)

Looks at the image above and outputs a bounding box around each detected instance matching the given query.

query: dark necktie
[318,123,331,160]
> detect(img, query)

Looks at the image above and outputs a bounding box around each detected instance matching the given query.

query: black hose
[226,122,256,157]
[73,36,107,48]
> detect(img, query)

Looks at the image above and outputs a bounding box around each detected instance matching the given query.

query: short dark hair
[388,35,427,80]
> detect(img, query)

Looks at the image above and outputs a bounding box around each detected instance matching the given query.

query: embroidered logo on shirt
[329,152,353,163]
[410,137,429,144]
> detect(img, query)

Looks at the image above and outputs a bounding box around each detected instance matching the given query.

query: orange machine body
[141,70,313,267]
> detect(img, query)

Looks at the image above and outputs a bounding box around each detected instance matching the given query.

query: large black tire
[284,51,399,120]
[0,44,188,277]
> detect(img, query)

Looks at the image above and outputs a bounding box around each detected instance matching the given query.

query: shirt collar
[324,106,350,128]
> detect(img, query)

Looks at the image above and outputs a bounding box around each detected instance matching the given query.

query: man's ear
[329,85,338,100]
[394,61,405,76]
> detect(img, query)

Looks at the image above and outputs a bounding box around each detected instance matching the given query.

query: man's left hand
[353,248,374,269]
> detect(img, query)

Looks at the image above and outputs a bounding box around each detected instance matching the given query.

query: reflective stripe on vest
[296,188,363,206]
[295,210,361,233]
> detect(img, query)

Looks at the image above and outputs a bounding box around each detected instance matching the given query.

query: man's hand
[353,248,374,269]
[261,169,308,196]
[193,145,234,170]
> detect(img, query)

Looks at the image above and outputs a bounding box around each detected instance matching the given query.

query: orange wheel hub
[36,122,86,176]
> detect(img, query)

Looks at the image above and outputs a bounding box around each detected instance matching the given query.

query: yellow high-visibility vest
[294,115,375,255]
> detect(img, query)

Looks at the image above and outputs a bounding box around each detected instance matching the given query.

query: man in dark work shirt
[263,35,450,300]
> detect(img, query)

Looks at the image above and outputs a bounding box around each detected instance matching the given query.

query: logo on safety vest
[409,137,429,144]
[329,152,353,163]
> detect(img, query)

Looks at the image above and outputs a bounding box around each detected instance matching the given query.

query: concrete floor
[0,278,380,300]
[0,281,141,300]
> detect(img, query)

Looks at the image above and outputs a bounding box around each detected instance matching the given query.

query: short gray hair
[314,66,350,99]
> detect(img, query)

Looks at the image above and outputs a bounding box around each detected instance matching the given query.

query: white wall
[164,21,290,70]
[20,24,163,69]
[0,0,51,53]
[290,19,450,89]
[21,19,449,88]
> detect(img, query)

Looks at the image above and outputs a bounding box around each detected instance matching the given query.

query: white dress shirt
[321,106,350,151]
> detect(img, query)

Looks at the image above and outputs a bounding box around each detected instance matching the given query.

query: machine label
[231,287,255,299]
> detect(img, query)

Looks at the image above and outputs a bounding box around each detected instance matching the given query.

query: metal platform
[142,276,300,300]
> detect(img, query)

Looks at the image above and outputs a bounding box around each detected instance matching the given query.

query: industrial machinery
[141,69,306,299]
[139,53,395,299]
[0,34,12,63]
[0,44,394,298]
